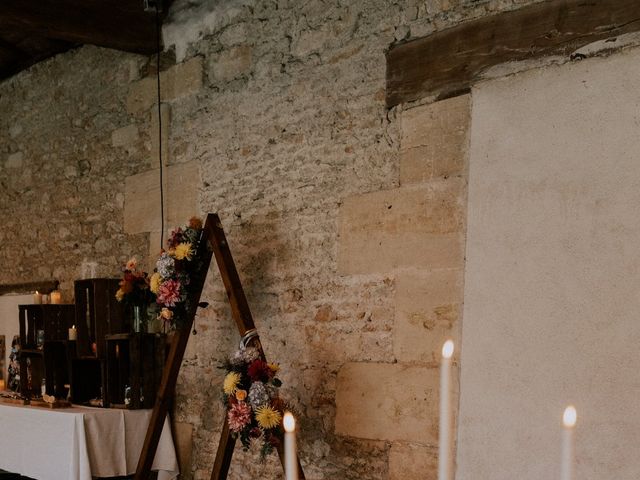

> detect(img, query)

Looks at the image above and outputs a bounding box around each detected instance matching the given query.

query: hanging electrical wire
[155,2,165,250]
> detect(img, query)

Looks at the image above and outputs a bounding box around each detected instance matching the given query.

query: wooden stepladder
[134,213,305,480]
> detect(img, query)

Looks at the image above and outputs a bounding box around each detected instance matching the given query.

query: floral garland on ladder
[221,339,290,458]
[150,216,205,329]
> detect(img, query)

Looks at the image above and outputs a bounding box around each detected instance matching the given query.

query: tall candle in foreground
[561,405,577,480]
[438,340,455,480]
[283,412,299,480]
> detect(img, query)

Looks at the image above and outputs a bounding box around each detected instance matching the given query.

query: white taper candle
[561,406,577,480]
[438,340,454,480]
[283,411,298,480]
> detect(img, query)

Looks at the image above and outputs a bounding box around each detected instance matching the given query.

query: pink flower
[125,257,138,271]
[157,279,181,306]
[228,401,252,433]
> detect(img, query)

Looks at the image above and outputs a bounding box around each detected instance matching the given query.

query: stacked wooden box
[16,278,165,409]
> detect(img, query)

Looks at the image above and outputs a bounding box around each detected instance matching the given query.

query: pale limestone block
[210,46,252,82]
[127,57,203,114]
[124,160,199,234]
[335,362,439,443]
[148,231,163,269]
[173,421,194,480]
[6,152,23,168]
[400,95,470,184]
[393,269,463,363]
[126,76,156,115]
[338,180,466,275]
[150,103,171,166]
[169,57,203,99]
[111,124,139,147]
[389,442,438,480]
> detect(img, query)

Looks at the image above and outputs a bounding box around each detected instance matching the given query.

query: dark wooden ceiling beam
[0,33,75,80]
[386,0,640,107]
[0,0,161,55]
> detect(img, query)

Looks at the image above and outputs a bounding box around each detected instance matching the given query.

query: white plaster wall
[457,47,640,480]
[0,295,31,380]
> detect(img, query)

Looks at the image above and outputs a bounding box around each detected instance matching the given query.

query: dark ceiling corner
[0,0,174,81]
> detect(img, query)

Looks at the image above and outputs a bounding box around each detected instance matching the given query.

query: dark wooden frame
[207,216,305,480]
[386,0,640,107]
[134,213,305,480]
[0,281,59,296]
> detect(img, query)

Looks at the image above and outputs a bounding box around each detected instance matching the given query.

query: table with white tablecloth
[0,403,178,480]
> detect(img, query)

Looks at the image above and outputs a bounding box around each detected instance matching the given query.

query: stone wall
[0,48,151,294]
[1,1,541,479]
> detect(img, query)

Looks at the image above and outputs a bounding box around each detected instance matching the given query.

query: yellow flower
[173,242,193,261]
[268,363,280,374]
[150,272,162,294]
[223,372,241,396]
[235,389,247,401]
[115,289,125,301]
[255,405,282,430]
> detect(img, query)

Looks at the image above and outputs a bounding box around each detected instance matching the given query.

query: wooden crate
[17,305,75,401]
[74,278,125,358]
[105,333,166,409]
[18,304,75,349]
[70,356,107,406]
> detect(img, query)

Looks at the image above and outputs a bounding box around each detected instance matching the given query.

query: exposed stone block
[111,124,139,148]
[124,160,199,234]
[170,57,203,98]
[127,57,203,114]
[400,95,470,184]
[338,180,466,275]
[150,103,171,166]
[209,45,252,83]
[173,421,194,480]
[335,362,439,444]
[219,23,249,47]
[393,270,463,363]
[6,152,23,169]
[9,124,22,138]
[389,442,438,480]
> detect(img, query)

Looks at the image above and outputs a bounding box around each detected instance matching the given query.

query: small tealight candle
[68,325,77,341]
[50,290,62,304]
[33,291,42,304]
[283,412,299,480]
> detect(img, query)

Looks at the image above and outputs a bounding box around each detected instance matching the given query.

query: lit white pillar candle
[438,340,455,480]
[33,291,42,304]
[283,411,299,480]
[561,406,577,480]
[68,325,77,341]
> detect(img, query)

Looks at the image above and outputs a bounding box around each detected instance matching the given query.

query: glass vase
[132,305,146,333]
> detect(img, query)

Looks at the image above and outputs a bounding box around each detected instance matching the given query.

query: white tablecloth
[0,403,178,480]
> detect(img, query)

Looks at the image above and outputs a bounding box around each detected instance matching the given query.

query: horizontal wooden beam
[0,35,75,80]
[0,0,162,55]
[386,0,640,107]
